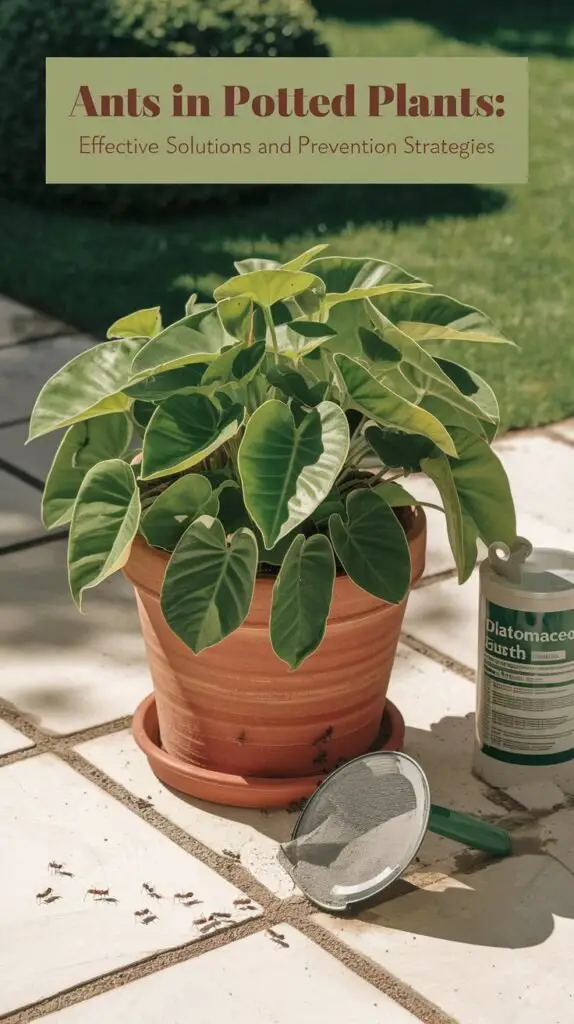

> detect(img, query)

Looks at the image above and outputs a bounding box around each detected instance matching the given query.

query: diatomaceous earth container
[474,538,574,790]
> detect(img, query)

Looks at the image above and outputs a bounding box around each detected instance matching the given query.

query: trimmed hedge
[0,0,328,214]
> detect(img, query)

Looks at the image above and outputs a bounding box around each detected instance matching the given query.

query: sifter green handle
[428,804,512,856]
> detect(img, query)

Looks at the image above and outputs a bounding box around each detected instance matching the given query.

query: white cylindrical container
[474,538,574,790]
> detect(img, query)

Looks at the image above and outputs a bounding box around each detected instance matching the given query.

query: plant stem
[263,305,279,364]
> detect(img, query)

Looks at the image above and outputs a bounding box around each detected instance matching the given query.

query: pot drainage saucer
[132,693,405,810]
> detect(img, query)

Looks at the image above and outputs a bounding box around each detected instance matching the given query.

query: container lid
[486,538,574,596]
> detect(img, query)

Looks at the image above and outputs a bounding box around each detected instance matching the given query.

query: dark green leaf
[142,392,244,481]
[238,400,349,549]
[160,517,258,653]
[365,425,436,472]
[270,534,336,669]
[329,489,411,603]
[42,413,133,530]
[124,363,208,401]
[141,474,218,551]
[68,459,140,608]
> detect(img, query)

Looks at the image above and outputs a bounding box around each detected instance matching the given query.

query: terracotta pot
[124,508,426,782]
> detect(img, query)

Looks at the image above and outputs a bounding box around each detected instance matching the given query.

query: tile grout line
[0,531,68,557]
[0,329,74,352]
[297,918,458,1024]
[399,631,475,682]
[0,455,44,492]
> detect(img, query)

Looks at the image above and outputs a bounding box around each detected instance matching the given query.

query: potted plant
[29,244,516,807]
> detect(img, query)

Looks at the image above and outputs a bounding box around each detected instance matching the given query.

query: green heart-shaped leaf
[29,338,144,441]
[214,269,323,307]
[306,256,425,294]
[68,459,140,608]
[217,296,266,344]
[421,428,516,582]
[124,363,209,402]
[142,392,244,481]
[365,425,436,472]
[141,474,219,551]
[266,365,327,407]
[282,244,330,271]
[329,489,411,603]
[284,320,337,339]
[131,307,228,379]
[335,354,457,457]
[270,534,336,669]
[160,517,258,653]
[371,290,515,345]
[107,307,161,340]
[42,413,133,530]
[132,401,156,432]
[239,399,349,549]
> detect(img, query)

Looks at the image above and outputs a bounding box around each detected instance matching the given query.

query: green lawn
[1,16,573,430]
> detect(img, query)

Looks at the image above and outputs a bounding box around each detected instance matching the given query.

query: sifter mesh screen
[278,752,431,910]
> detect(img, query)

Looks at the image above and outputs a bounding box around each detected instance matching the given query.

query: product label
[479,600,574,764]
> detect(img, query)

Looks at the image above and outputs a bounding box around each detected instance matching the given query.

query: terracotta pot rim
[132,692,406,809]
[126,505,427,588]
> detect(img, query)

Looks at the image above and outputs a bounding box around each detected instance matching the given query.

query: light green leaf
[238,399,350,548]
[29,338,143,441]
[335,354,457,457]
[329,489,411,603]
[421,428,516,582]
[202,339,266,388]
[371,290,515,345]
[234,257,280,275]
[217,296,266,344]
[324,281,426,310]
[367,300,498,424]
[68,459,140,608]
[270,534,336,669]
[306,256,425,294]
[142,392,244,481]
[130,307,228,379]
[282,244,330,271]
[141,474,218,551]
[419,395,486,438]
[214,269,323,307]
[107,307,161,340]
[185,293,198,316]
[373,480,443,512]
[160,517,258,654]
[42,413,133,530]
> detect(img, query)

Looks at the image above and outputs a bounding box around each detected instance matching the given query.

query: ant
[134,909,150,918]
[267,928,289,948]
[233,898,254,907]
[222,849,241,862]
[95,896,119,904]
[142,882,162,899]
[36,887,53,903]
[174,891,195,903]
[85,888,110,901]
[141,914,158,925]
[208,912,231,920]
[43,895,62,905]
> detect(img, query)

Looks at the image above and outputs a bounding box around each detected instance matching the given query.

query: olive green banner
[45,57,528,185]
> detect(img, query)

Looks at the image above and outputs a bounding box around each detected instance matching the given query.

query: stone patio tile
[0,334,95,424]
[0,421,60,481]
[0,295,66,348]
[404,570,479,670]
[0,719,34,755]
[495,434,574,541]
[41,925,417,1024]
[388,645,503,871]
[0,541,151,734]
[0,754,260,1016]
[0,470,44,548]
[317,852,574,1024]
[78,731,298,899]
